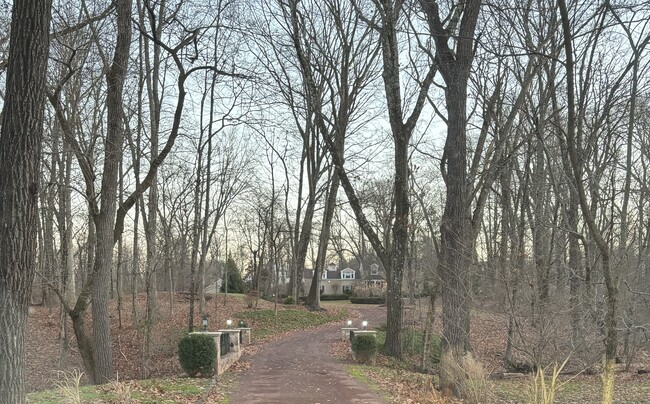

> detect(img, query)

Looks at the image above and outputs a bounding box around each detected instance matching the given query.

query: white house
[303,262,385,295]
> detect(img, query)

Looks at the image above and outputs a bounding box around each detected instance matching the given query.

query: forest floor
[25,292,326,393]
[25,294,650,403]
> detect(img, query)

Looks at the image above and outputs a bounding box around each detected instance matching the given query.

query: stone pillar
[237,327,252,345]
[341,327,358,341]
[218,329,241,353]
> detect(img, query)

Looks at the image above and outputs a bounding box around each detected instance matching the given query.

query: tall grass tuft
[107,372,132,403]
[528,357,569,404]
[439,352,489,404]
[52,369,84,404]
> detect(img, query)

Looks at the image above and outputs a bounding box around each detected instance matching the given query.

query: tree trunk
[499,151,514,365]
[59,143,75,362]
[307,172,340,310]
[117,160,124,329]
[386,133,410,358]
[188,166,202,331]
[557,1,617,400]
[421,291,436,371]
[438,78,472,354]
[84,208,96,293]
[43,137,58,308]
[70,303,97,384]
[294,196,317,301]
[531,146,551,312]
[140,0,163,376]
[0,0,52,401]
[419,0,481,393]
[567,185,583,343]
[92,0,133,384]
[132,202,140,325]
[436,70,474,395]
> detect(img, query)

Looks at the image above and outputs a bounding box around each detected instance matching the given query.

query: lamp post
[347,320,353,327]
[362,320,368,330]
[202,314,208,331]
[226,319,233,329]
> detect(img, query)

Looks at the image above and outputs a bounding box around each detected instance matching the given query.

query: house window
[341,271,354,280]
[370,264,379,275]
[320,285,325,294]
[322,271,327,280]
[342,285,352,294]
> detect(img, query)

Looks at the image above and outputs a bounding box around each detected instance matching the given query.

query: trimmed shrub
[350,296,385,304]
[352,334,378,364]
[284,296,295,305]
[178,334,216,377]
[319,294,350,301]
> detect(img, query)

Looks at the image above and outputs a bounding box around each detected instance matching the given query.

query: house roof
[302,261,389,282]
[302,267,361,280]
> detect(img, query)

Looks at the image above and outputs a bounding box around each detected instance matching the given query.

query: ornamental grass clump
[528,357,570,404]
[439,352,489,404]
[352,334,378,365]
[178,334,217,377]
[52,369,84,404]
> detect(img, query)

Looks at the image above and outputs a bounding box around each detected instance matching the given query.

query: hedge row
[349,296,385,304]
[319,294,350,301]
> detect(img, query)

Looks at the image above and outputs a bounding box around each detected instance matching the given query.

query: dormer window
[341,269,355,280]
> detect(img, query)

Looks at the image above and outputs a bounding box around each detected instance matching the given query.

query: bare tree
[248,0,333,303]
[0,0,52,401]
[417,2,481,387]
[270,0,381,310]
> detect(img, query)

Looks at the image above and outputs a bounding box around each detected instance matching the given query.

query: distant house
[204,279,223,295]
[365,263,385,287]
[303,262,386,295]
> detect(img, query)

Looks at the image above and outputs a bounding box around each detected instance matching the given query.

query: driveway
[228,305,387,404]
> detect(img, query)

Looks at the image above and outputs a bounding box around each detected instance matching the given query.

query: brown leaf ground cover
[332,300,650,403]
[24,292,321,393]
[25,295,650,403]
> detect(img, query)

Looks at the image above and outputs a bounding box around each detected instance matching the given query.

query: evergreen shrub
[319,294,350,301]
[178,334,216,377]
[220,257,246,293]
[352,334,377,364]
[349,296,385,304]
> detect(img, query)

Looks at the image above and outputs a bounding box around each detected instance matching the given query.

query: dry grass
[528,357,569,404]
[106,373,132,403]
[439,352,490,404]
[51,369,83,404]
